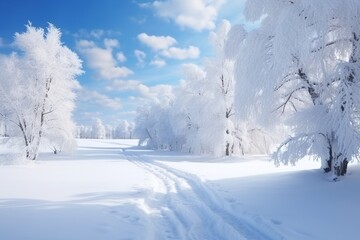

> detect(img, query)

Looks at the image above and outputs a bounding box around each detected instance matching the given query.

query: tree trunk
[17,118,37,160]
[323,141,333,173]
[25,148,30,159]
[25,145,38,160]
[225,129,230,156]
[338,158,348,176]
[225,142,230,156]
[333,157,349,177]
[324,139,349,177]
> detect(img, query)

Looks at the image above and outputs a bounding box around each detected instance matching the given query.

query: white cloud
[116,52,127,62]
[137,33,200,60]
[77,40,133,80]
[181,63,206,80]
[134,49,146,66]
[138,33,177,51]
[104,38,119,49]
[90,29,105,39]
[107,79,142,91]
[77,39,96,48]
[74,29,122,39]
[150,0,225,31]
[161,46,200,60]
[130,15,147,25]
[107,79,173,104]
[138,2,151,8]
[80,90,122,110]
[150,58,166,68]
[137,84,174,104]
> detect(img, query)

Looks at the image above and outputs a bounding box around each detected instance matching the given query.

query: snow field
[0,139,153,240]
[1,139,360,239]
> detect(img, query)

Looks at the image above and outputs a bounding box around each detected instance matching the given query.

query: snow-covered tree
[230,0,360,178]
[76,125,92,139]
[135,97,177,150]
[0,120,5,137]
[76,121,134,140]
[91,118,106,139]
[168,20,274,156]
[105,125,113,139]
[0,23,82,160]
[45,125,77,154]
[170,63,211,154]
[114,120,135,139]
[128,122,135,139]
[114,120,130,139]
[206,20,241,156]
[134,20,275,156]
[168,25,235,156]
[0,108,10,137]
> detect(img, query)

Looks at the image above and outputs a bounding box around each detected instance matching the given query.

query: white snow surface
[0,138,359,240]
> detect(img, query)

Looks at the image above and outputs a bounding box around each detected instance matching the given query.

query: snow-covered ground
[0,139,359,240]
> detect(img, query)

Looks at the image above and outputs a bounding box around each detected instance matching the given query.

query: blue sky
[0,0,247,126]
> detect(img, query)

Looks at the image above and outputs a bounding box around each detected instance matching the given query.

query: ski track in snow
[122,148,286,240]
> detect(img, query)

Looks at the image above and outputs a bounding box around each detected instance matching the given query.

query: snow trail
[122,148,285,240]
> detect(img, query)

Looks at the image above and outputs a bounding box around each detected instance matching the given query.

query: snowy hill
[0,139,359,240]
